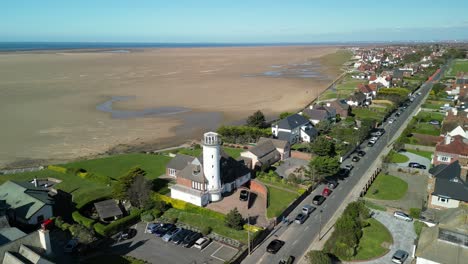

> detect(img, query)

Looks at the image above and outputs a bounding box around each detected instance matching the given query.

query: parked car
[279,255,295,264]
[391,250,409,263]
[324,177,338,189]
[344,164,354,171]
[357,150,366,157]
[193,237,211,250]
[312,195,326,205]
[352,156,360,162]
[322,187,332,197]
[294,213,308,224]
[64,239,79,253]
[301,205,316,215]
[367,141,375,147]
[393,211,413,222]
[146,223,162,234]
[388,118,395,124]
[239,189,249,201]
[266,239,285,254]
[154,223,175,237]
[337,168,350,178]
[162,227,182,242]
[181,231,202,248]
[408,162,426,169]
[171,228,191,245]
[395,112,401,117]
[118,228,137,240]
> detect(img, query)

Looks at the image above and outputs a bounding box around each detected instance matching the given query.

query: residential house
[428,161,468,209]
[369,76,391,88]
[0,181,54,225]
[452,72,468,97]
[415,207,468,264]
[94,199,123,222]
[357,84,376,100]
[346,92,368,106]
[0,228,53,264]
[169,132,251,206]
[432,134,468,166]
[327,99,351,118]
[166,154,195,177]
[240,137,290,169]
[271,114,317,144]
[300,104,336,125]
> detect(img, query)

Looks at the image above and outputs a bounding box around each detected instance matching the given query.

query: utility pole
[319,209,323,241]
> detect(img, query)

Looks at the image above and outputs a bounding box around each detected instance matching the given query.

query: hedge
[153,193,225,221]
[48,165,67,173]
[72,211,96,229]
[243,224,264,233]
[94,209,142,237]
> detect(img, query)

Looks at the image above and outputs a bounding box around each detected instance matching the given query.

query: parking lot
[109,222,239,264]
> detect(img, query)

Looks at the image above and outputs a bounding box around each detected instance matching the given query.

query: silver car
[162,227,181,242]
[392,250,409,263]
[393,211,413,222]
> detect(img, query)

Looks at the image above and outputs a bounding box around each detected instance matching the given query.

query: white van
[302,205,316,215]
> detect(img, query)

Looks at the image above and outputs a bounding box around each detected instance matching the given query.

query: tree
[279,112,294,119]
[308,136,335,156]
[225,208,244,230]
[69,224,96,244]
[315,120,333,134]
[308,156,340,180]
[127,174,152,208]
[305,250,332,264]
[246,110,266,128]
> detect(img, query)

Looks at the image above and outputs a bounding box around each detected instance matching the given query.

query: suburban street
[242,66,446,264]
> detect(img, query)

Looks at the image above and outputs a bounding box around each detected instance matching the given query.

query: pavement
[241,66,447,264]
[397,151,431,171]
[345,210,417,264]
[275,158,309,179]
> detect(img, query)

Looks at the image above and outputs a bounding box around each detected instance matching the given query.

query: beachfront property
[169,132,251,207]
[0,181,54,225]
[271,114,317,144]
[346,91,368,106]
[300,103,336,125]
[240,137,290,170]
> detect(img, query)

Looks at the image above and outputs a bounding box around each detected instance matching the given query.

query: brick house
[327,99,351,118]
[432,135,468,166]
[240,137,290,169]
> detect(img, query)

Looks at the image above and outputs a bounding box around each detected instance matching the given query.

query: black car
[154,223,176,237]
[312,195,326,205]
[395,112,401,117]
[336,168,350,178]
[367,141,375,147]
[408,162,426,169]
[118,228,137,240]
[279,255,295,264]
[239,189,249,201]
[294,213,308,224]
[181,231,202,248]
[357,150,366,157]
[266,239,285,254]
[171,228,191,245]
[352,156,360,162]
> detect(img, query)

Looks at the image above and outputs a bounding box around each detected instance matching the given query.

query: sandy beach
[0,46,346,167]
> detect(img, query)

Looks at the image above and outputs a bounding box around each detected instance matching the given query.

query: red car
[322,187,332,197]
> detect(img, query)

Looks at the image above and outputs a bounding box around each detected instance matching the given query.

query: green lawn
[319,90,337,100]
[414,111,445,122]
[412,123,441,136]
[162,208,248,243]
[365,174,408,200]
[172,147,244,159]
[388,151,410,163]
[62,153,172,180]
[414,221,428,239]
[363,200,386,211]
[266,186,300,218]
[406,149,433,161]
[351,218,393,260]
[257,176,302,192]
[222,147,245,158]
[446,59,468,77]
[352,108,385,122]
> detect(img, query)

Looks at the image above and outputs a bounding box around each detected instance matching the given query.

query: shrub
[94,209,142,237]
[72,211,96,229]
[201,226,212,236]
[62,223,71,231]
[225,208,244,230]
[141,212,154,222]
[243,224,264,233]
[69,224,96,244]
[297,188,307,195]
[48,165,67,173]
[168,217,178,224]
[151,209,162,218]
[152,193,224,221]
[409,208,421,218]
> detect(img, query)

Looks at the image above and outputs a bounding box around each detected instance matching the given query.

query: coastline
[0,46,352,169]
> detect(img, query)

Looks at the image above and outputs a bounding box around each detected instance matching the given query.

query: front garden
[351,218,393,260]
[365,174,408,200]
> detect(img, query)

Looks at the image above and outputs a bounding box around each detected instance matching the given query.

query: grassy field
[351,218,393,260]
[446,59,468,77]
[406,149,433,161]
[171,147,244,159]
[318,90,338,100]
[414,221,428,239]
[266,186,300,218]
[163,208,248,243]
[352,108,386,122]
[319,50,353,70]
[363,200,386,211]
[388,151,409,163]
[414,111,445,122]
[365,174,408,200]
[412,123,441,136]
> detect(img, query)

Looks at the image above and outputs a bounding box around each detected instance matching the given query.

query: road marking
[201,242,217,252]
[330,195,335,199]
[211,245,226,261]
[305,226,309,231]
[292,240,298,245]
[144,222,149,234]
[338,186,342,190]
[323,204,327,209]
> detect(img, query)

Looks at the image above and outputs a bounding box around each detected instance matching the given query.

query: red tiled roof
[369,75,377,81]
[435,135,468,156]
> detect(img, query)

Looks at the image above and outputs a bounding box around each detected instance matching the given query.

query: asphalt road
[242,66,446,264]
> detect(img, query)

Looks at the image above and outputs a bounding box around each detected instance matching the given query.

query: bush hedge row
[94,209,142,237]
[72,211,96,229]
[153,193,224,221]
[47,165,67,173]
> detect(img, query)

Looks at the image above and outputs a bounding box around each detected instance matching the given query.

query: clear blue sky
[2,0,468,42]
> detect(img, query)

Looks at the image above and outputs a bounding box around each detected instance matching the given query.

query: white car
[388,118,395,124]
[193,237,211,249]
[393,211,413,222]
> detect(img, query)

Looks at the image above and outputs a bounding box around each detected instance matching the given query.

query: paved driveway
[275,158,309,179]
[350,210,416,264]
[398,151,431,170]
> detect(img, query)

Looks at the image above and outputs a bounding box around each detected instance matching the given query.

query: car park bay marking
[210,244,227,262]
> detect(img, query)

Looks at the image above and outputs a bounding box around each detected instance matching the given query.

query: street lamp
[247,191,251,255]
[318,209,323,241]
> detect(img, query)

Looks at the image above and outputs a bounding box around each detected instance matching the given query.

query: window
[437,156,450,162]
[438,197,449,203]
[212,155,214,159]
[212,165,214,168]
[169,168,176,176]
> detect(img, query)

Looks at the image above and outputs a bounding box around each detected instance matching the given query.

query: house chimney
[309,105,313,109]
[33,177,38,188]
[326,103,331,107]
[38,229,52,255]
[445,135,452,145]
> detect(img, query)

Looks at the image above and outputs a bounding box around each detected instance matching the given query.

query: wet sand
[0,46,345,168]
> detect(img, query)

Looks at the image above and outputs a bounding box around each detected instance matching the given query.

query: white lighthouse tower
[202,132,222,202]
